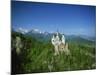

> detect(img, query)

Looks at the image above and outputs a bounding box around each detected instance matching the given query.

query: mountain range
[13,27,96,43]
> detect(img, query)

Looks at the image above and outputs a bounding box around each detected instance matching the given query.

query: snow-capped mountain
[16,28,28,34]
[14,28,96,43]
[28,28,42,34]
[26,28,50,35]
[16,28,43,34]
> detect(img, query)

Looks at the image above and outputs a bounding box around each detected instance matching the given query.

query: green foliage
[11,31,96,74]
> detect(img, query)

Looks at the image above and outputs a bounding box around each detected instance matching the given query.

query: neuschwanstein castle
[51,32,70,55]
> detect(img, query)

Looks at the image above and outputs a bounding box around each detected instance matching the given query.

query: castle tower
[55,32,60,45]
[61,34,65,44]
[51,35,55,45]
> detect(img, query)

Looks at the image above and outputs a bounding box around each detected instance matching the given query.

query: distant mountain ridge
[13,27,96,43]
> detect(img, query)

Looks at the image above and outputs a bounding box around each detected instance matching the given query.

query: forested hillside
[11,31,96,74]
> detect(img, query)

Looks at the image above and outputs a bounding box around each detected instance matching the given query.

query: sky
[11,1,96,37]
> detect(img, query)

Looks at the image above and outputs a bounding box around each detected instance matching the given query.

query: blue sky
[11,1,96,36]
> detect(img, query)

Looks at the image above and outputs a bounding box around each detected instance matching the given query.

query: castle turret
[51,35,55,45]
[55,32,60,45]
[61,34,65,44]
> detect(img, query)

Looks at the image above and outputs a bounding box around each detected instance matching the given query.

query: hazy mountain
[79,35,96,42]
[13,28,95,44]
[65,35,95,45]
[15,28,28,34]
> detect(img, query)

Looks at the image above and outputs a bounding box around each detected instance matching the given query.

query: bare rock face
[15,36,23,54]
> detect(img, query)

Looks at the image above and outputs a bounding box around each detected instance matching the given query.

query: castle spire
[56,29,59,36]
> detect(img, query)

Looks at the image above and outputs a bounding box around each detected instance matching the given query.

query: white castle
[51,32,70,55]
